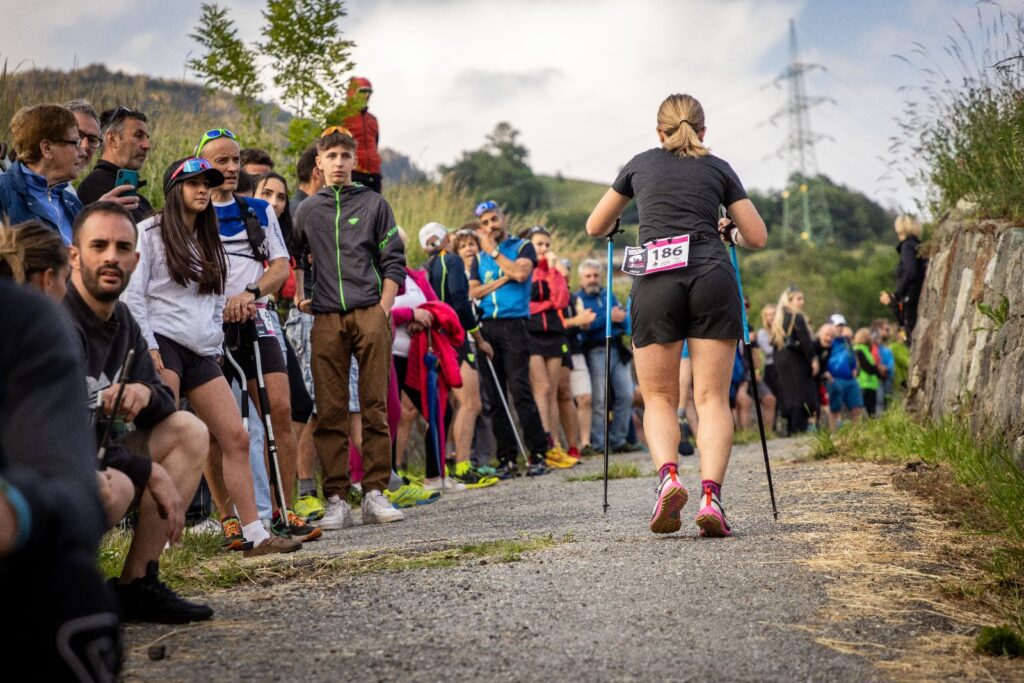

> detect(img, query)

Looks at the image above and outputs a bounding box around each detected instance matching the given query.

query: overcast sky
[0,0,1006,210]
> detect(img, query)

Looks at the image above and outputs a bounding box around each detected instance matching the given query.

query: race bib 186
[621,235,690,276]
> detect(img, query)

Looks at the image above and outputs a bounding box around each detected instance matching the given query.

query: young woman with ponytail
[587,93,767,537]
[0,220,69,302]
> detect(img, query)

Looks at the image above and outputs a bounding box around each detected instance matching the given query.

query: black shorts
[224,333,288,383]
[630,260,743,348]
[528,331,569,359]
[457,339,478,369]
[155,334,223,393]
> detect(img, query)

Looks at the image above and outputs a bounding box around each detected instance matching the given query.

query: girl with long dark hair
[124,157,299,557]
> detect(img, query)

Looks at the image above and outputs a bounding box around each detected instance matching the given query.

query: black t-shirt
[612,148,747,262]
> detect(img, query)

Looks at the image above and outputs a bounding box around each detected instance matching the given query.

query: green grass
[975,625,1024,658]
[732,428,777,446]
[567,461,643,482]
[99,530,566,594]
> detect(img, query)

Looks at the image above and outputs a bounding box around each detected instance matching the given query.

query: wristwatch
[489,248,500,258]
[245,282,261,299]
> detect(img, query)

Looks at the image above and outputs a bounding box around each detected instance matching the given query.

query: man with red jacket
[344,77,383,193]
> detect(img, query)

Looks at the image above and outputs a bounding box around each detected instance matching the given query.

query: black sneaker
[111,561,214,624]
[494,461,518,479]
[527,454,549,477]
[613,442,643,454]
[677,439,695,456]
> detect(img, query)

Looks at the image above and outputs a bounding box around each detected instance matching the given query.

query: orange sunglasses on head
[320,125,353,138]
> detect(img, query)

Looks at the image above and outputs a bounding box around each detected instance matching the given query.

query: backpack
[235,195,269,261]
[828,338,856,379]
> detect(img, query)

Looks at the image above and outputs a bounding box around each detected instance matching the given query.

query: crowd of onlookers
[0,89,926,677]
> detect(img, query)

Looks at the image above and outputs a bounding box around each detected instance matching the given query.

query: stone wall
[905,212,1024,461]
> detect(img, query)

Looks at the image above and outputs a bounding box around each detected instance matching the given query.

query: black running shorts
[630,260,743,347]
[225,334,288,382]
[155,334,224,393]
[528,331,569,359]
[457,338,478,369]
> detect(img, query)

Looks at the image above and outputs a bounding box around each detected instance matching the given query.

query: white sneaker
[318,495,356,530]
[422,476,467,493]
[184,517,222,536]
[360,490,405,524]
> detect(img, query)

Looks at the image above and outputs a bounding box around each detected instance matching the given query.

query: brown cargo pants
[310,305,392,497]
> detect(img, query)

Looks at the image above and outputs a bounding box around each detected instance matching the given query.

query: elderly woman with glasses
[0,104,85,243]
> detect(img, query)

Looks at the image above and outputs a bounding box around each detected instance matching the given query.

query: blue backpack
[828,338,857,380]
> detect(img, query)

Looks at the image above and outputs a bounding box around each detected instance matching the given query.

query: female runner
[587,93,767,536]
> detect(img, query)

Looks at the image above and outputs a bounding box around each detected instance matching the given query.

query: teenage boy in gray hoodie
[293,126,406,527]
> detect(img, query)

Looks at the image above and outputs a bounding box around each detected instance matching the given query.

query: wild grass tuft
[567,461,642,482]
[975,624,1024,657]
[893,5,1024,219]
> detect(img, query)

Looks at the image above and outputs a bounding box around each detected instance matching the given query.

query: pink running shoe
[649,469,688,534]
[695,484,733,537]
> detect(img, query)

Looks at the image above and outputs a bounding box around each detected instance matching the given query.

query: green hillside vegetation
[1,63,293,209]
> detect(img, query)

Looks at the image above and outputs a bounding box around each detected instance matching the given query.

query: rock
[147,644,166,661]
[906,213,1024,456]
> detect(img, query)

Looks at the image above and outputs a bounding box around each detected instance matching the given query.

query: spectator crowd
[0,93,923,677]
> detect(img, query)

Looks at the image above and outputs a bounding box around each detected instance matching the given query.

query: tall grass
[893,5,1024,219]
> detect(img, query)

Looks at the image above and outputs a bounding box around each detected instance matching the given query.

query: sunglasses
[170,157,214,181]
[320,125,353,138]
[474,200,498,217]
[194,128,237,156]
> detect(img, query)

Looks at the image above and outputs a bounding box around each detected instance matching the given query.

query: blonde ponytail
[657,93,709,159]
[0,220,68,284]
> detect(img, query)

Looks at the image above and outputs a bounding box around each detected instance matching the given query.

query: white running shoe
[184,517,222,536]
[422,476,467,493]
[318,495,356,530]
[360,490,405,524]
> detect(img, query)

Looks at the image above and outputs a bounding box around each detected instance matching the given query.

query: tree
[189,1,362,155]
[440,122,548,214]
[187,4,264,136]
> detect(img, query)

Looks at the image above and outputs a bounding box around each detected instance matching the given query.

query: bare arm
[258,257,290,298]
[586,188,630,238]
[726,198,768,250]
[498,255,534,283]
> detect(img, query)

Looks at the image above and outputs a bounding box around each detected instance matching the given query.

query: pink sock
[701,479,721,499]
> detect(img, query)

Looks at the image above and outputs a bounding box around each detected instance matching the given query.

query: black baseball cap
[163,156,225,194]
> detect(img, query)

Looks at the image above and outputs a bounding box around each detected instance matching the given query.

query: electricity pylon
[770,19,834,245]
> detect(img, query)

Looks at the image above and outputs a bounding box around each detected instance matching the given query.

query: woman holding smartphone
[587,93,767,537]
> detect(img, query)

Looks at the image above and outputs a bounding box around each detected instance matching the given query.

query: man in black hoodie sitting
[63,201,213,624]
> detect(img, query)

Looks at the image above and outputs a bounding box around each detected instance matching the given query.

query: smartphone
[115,169,140,196]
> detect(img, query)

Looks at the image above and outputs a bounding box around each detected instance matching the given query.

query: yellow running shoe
[545,447,577,469]
[293,494,325,522]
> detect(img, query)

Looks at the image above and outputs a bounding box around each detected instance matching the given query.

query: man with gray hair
[76,106,152,222]
[575,258,636,453]
[61,100,140,217]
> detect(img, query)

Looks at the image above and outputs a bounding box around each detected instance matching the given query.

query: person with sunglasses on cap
[124,157,305,559]
[77,106,153,223]
[194,127,311,543]
[293,125,407,527]
[468,200,550,478]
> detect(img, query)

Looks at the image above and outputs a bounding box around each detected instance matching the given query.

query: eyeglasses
[170,157,214,181]
[194,128,237,156]
[320,125,353,138]
[474,200,498,217]
[50,138,82,148]
[77,132,100,150]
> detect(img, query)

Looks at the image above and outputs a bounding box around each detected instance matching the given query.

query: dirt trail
[123,439,1022,682]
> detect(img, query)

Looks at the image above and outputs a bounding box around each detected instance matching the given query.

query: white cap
[829,313,847,327]
[418,222,448,251]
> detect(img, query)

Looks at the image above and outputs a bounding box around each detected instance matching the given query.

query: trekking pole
[222,345,250,430]
[483,355,529,476]
[249,323,293,524]
[96,348,136,462]
[724,217,779,520]
[602,218,620,515]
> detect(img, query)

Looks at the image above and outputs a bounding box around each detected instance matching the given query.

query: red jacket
[527,258,569,334]
[406,300,465,450]
[345,77,381,175]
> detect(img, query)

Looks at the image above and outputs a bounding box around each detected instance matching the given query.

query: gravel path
[123,439,881,682]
